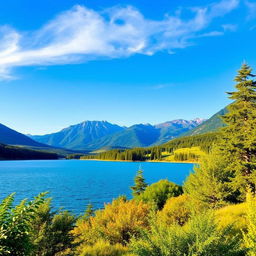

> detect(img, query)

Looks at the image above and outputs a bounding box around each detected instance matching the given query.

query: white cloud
[245,1,256,19]
[0,0,240,79]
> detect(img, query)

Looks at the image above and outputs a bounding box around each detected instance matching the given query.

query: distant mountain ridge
[0,107,228,154]
[0,123,87,158]
[31,121,125,150]
[30,119,205,150]
[154,118,205,145]
[0,123,46,148]
[183,108,227,136]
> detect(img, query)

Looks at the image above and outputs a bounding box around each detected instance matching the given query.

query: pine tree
[184,147,234,208]
[218,63,256,200]
[131,169,147,197]
[185,64,256,207]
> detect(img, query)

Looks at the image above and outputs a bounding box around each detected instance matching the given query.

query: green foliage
[150,147,162,160]
[73,197,150,252]
[131,169,147,197]
[130,211,245,256]
[31,200,76,256]
[0,194,76,256]
[0,193,46,256]
[216,203,247,235]
[66,153,85,160]
[185,63,256,208]
[136,180,183,210]
[81,148,148,161]
[216,64,256,200]
[162,132,219,154]
[78,240,130,256]
[243,191,256,256]
[157,194,191,226]
[81,132,218,162]
[184,147,236,209]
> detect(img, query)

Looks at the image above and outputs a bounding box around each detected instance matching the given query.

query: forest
[1,64,256,256]
[79,132,218,162]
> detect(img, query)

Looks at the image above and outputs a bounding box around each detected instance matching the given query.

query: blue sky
[0,0,255,134]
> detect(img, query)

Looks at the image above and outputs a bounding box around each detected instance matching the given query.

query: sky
[0,0,255,135]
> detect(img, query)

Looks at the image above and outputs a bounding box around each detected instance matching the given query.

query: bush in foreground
[78,240,131,256]
[136,179,183,210]
[73,197,150,254]
[157,194,191,226]
[0,193,46,256]
[130,211,244,256]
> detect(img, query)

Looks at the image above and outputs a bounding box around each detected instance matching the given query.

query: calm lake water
[0,160,194,215]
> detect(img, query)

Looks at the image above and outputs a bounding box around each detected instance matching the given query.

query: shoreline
[80,158,198,164]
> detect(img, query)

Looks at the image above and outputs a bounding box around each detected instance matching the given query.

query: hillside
[31,119,204,150]
[154,118,205,145]
[0,123,47,147]
[0,144,58,160]
[183,107,227,136]
[85,124,160,149]
[0,123,85,158]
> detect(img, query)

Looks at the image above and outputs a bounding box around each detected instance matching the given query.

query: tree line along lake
[0,160,194,215]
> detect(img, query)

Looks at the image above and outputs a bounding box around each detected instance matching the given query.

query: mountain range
[183,107,227,136]
[0,106,229,155]
[29,118,205,151]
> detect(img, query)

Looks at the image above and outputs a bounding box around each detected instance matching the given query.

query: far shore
[80,158,198,164]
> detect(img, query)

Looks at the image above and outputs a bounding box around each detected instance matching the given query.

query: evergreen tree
[184,147,234,208]
[131,169,147,197]
[185,64,256,207]
[218,63,256,200]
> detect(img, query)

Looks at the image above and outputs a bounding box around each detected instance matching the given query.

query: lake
[0,160,194,215]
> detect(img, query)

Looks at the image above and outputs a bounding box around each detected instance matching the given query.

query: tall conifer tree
[131,169,147,197]
[185,64,256,207]
[218,63,256,200]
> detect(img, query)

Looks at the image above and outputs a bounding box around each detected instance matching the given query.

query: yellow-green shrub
[136,179,183,210]
[72,197,150,253]
[215,203,247,233]
[79,240,130,256]
[130,210,244,256]
[243,191,256,256]
[157,194,191,226]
